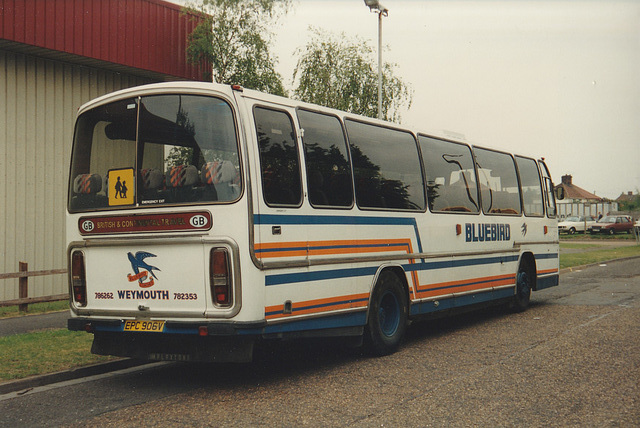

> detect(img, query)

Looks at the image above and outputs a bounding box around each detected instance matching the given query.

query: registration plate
[123,320,165,333]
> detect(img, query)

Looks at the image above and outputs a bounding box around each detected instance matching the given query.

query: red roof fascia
[0,0,208,81]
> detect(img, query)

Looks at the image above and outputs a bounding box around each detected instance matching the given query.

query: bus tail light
[210,248,232,307]
[71,250,87,307]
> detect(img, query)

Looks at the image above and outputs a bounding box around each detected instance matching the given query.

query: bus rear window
[69,95,241,212]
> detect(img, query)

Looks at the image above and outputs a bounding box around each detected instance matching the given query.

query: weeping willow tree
[293,28,412,123]
[183,0,291,96]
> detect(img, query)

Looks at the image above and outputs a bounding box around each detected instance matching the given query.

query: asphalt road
[0,311,69,337]
[1,258,638,427]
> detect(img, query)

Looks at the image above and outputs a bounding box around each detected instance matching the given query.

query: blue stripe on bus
[403,255,519,272]
[256,245,307,254]
[255,213,416,226]
[252,288,516,335]
[410,287,515,316]
[253,311,368,335]
[534,253,559,260]
[254,214,424,253]
[266,266,379,286]
[265,254,520,286]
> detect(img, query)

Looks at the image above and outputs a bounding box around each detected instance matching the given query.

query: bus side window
[345,120,425,211]
[297,109,353,208]
[419,136,479,213]
[254,107,302,207]
[515,156,544,217]
[474,148,522,216]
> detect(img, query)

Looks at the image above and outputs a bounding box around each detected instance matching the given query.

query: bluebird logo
[465,223,511,242]
[127,251,161,288]
[521,223,528,237]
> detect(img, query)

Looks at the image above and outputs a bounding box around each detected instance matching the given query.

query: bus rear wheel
[364,270,408,356]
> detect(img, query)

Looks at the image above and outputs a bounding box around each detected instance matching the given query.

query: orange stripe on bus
[415,274,515,298]
[256,238,415,259]
[255,238,412,250]
[265,293,370,320]
[258,250,308,258]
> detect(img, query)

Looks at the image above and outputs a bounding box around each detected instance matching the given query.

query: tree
[293,28,412,123]
[183,0,290,96]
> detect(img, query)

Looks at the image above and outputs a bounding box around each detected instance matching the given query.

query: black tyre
[364,270,408,356]
[512,262,533,312]
[608,229,615,235]
[568,227,576,235]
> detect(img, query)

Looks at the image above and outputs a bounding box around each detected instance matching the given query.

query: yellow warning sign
[108,168,134,206]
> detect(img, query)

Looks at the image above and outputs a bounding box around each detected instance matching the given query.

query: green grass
[0,300,69,319]
[560,232,636,241]
[560,243,640,269]
[0,329,115,381]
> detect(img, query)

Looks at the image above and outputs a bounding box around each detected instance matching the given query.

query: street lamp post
[364,0,388,120]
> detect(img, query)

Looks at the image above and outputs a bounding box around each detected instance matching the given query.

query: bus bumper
[68,317,264,363]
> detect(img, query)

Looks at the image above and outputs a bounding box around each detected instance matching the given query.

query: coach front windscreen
[68,94,241,212]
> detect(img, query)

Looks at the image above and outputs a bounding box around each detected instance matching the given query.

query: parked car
[588,215,634,235]
[558,215,597,234]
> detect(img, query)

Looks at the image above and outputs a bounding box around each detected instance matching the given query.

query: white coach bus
[67,82,562,362]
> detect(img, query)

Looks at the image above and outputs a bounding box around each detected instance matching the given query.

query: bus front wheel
[512,262,533,312]
[364,270,408,356]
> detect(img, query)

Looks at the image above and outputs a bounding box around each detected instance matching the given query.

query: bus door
[242,99,308,267]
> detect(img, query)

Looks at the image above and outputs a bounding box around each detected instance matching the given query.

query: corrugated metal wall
[0,49,153,301]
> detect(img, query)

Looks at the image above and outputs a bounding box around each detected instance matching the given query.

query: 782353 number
[174,292,197,300]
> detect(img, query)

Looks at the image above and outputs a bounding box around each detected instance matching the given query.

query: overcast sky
[176,0,640,199]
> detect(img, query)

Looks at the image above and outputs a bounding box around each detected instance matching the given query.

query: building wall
[557,201,619,220]
[0,49,153,301]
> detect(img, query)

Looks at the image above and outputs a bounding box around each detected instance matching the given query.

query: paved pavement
[1,257,638,427]
[0,311,69,337]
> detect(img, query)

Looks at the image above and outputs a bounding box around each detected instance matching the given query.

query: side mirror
[554,186,565,200]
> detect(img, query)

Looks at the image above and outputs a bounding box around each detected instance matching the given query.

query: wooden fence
[0,262,68,312]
